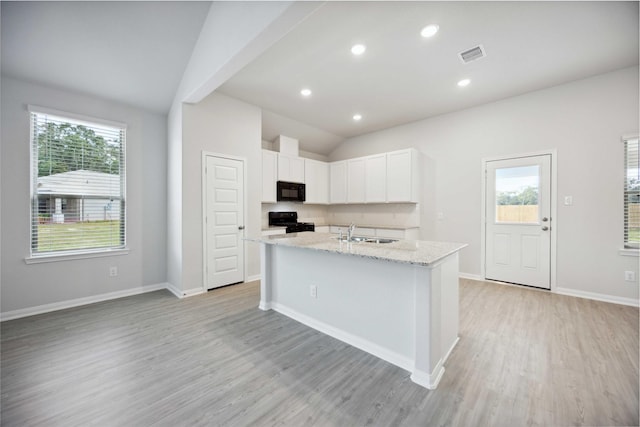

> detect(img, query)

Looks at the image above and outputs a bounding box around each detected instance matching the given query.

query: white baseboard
[271,301,414,372]
[1,283,169,322]
[555,287,639,307]
[460,275,640,308]
[459,272,484,281]
[166,282,205,299]
[245,274,261,283]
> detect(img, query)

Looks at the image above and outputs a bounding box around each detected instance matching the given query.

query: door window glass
[495,165,539,223]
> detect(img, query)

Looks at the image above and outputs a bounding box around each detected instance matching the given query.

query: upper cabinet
[330,148,419,204]
[262,150,277,203]
[329,161,347,204]
[365,153,387,203]
[347,158,366,203]
[277,153,305,183]
[304,159,329,204]
[387,149,419,203]
[263,148,419,205]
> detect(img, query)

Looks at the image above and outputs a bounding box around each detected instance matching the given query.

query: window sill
[25,248,129,264]
[619,248,639,257]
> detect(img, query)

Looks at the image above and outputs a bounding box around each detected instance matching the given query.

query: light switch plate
[564,196,573,206]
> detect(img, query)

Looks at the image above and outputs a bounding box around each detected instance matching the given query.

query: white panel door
[485,154,551,289]
[206,156,244,289]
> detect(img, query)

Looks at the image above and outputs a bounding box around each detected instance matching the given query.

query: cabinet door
[329,161,347,203]
[261,150,277,203]
[347,158,366,203]
[387,149,417,202]
[278,154,304,183]
[365,154,387,203]
[305,159,329,204]
[291,157,305,183]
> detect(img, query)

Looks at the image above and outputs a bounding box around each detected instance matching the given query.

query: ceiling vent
[458,45,486,64]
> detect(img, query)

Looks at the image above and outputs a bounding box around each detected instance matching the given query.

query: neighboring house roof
[37,170,120,198]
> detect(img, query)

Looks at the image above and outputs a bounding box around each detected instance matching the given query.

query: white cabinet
[329,161,347,204]
[365,153,387,203]
[261,150,277,203]
[386,149,419,203]
[347,158,366,203]
[278,154,305,183]
[304,159,329,204]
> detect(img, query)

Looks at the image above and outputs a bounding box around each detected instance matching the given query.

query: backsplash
[328,204,420,228]
[261,202,420,229]
[262,203,329,228]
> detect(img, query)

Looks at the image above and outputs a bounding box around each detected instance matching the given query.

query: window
[30,106,126,256]
[624,135,639,249]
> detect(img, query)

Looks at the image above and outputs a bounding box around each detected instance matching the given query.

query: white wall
[0,76,167,314]
[329,66,640,302]
[182,92,262,289]
[166,1,321,292]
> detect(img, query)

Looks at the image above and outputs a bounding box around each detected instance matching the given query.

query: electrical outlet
[624,271,636,282]
[109,266,118,277]
[310,285,317,298]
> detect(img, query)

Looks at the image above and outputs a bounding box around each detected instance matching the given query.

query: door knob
[541,226,549,231]
[542,217,549,222]
[238,226,245,230]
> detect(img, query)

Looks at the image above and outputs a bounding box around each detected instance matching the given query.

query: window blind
[30,108,126,255]
[624,136,639,249]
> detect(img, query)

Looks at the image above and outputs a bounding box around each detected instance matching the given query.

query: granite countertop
[326,223,419,230]
[247,232,467,267]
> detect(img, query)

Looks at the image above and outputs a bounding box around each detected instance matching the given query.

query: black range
[268,211,315,233]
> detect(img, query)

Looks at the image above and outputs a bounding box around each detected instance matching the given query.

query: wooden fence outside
[497,204,640,227]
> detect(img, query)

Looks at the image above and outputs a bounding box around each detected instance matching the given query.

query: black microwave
[277,181,305,202]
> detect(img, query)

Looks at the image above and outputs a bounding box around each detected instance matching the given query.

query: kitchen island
[249,232,467,389]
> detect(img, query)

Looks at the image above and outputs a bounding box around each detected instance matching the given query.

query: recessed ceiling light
[420,24,439,38]
[300,88,312,97]
[351,44,366,56]
[353,114,362,121]
[457,79,471,87]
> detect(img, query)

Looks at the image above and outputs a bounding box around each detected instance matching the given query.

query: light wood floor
[1,279,638,426]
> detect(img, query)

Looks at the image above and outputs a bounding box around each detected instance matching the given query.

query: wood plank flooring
[1,279,638,426]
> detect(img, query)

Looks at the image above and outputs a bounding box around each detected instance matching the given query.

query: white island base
[257,237,463,389]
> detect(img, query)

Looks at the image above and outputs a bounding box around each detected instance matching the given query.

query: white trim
[458,272,484,281]
[270,301,414,372]
[463,276,640,307]
[25,248,129,264]
[480,149,558,291]
[245,274,261,283]
[166,282,206,299]
[28,104,128,129]
[410,336,459,390]
[555,287,639,308]
[621,133,639,142]
[0,283,168,322]
[619,248,640,257]
[201,152,248,292]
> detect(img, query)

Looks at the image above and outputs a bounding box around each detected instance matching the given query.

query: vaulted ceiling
[2,2,638,155]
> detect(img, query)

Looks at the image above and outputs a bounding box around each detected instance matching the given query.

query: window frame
[27,105,128,262]
[623,134,639,251]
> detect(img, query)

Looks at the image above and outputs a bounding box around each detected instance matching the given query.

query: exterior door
[205,155,245,289]
[485,154,551,289]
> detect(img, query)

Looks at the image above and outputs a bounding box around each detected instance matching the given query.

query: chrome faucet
[347,222,356,241]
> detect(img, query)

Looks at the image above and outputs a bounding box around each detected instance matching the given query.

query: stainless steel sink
[334,236,398,244]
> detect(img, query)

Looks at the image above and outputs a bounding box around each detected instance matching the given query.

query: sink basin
[334,236,398,244]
